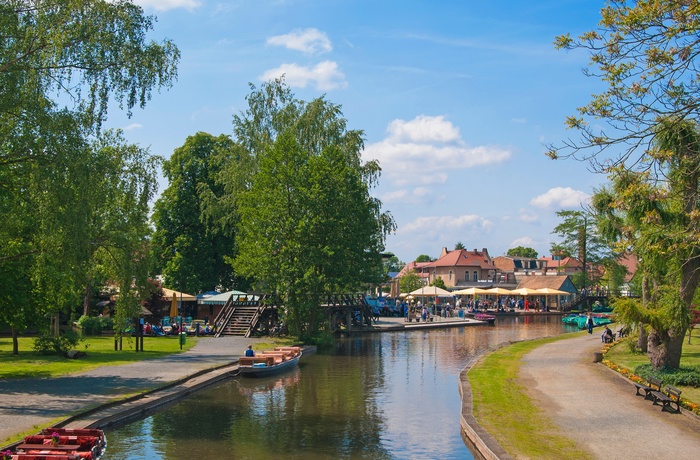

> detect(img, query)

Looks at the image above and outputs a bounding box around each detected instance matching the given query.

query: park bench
[633,376,662,400]
[650,385,683,413]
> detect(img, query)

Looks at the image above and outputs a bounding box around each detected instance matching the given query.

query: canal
[102,316,576,459]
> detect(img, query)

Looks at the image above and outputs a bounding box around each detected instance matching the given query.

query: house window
[473,271,478,282]
[449,270,453,281]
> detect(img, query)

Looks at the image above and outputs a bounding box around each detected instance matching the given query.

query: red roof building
[420,247,497,288]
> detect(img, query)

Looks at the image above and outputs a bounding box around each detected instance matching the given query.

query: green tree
[506,246,538,258]
[229,81,395,338]
[552,1,700,368]
[551,210,609,291]
[415,254,432,263]
[0,0,178,351]
[399,272,423,294]
[431,277,446,290]
[592,118,700,368]
[454,242,465,250]
[152,132,242,294]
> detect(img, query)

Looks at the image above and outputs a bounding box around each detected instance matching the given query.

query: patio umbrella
[169,295,178,318]
[453,287,490,295]
[483,287,513,309]
[408,286,452,297]
[510,287,541,310]
[483,287,513,296]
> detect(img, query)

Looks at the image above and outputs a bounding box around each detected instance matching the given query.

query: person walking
[586,313,594,334]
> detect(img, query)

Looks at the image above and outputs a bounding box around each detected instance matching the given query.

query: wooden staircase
[213,293,267,337]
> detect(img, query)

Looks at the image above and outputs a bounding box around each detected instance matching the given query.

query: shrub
[634,364,700,387]
[33,330,83,355]
[77,315,101,335]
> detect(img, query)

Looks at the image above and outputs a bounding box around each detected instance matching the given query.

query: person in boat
[602,325,614,343]
[245,345,255,357]
[586,313,594,334]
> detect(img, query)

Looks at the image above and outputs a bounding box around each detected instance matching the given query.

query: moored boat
[239,346,302,377]
[6,427,106,459]
[473,313,496,324]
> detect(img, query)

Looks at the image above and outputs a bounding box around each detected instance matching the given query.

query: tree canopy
[506,246,538,259]
[553,0,700,368]
[223,80,395,338]
[0,0,179,352]
[151,132,243,295]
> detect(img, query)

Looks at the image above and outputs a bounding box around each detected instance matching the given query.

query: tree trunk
[647,328,684,369]
[12,326,19,355]
[638,325,648,353]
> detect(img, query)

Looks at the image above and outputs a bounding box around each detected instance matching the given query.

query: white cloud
[518,213,539,223]
[401,214,492,234]
[260,61,347,91]
[267,28,332,55]
[130,0,201,11]
[123,123,143,131]
[510,236,535,247]
[364,115,511,189]
[388,115,460,143]
[530,187,590,209]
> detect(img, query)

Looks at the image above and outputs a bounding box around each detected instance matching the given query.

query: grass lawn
[0,335,198,379]
[468,335,592,460]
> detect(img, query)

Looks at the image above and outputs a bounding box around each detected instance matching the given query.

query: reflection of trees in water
[104,316,568,459]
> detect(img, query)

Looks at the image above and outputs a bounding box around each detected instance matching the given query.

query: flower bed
[601,339,700,415]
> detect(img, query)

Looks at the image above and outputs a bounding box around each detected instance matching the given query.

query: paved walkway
[520,333,700,459]
[0,336,257,445]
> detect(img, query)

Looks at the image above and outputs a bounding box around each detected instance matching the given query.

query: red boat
[4,427,106,460]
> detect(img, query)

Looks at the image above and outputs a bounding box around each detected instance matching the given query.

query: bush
[33,330,83,356]
[634,364,700,387]
[77,315,113,335]
[77,315,101,335]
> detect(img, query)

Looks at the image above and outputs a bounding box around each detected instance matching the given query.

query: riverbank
[460,332,700,459]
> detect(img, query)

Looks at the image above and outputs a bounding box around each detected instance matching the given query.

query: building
[421,247,498,288]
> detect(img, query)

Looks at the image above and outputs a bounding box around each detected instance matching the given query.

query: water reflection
[103,316,576,459]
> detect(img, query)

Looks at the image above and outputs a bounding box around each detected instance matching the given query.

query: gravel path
[520,333,700,459]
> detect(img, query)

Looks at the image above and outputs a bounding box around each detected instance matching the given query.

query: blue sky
[107,0,609,263]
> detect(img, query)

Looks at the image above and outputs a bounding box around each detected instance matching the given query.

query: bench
[650,385,682,413]
[633,376,662,400]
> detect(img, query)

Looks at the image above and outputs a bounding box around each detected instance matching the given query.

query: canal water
[102,316,575,459]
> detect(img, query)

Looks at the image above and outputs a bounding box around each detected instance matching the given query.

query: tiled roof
[517,275,569,290]
[424,249,493,269]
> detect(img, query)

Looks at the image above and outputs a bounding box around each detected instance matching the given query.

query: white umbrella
[408,286,453,297]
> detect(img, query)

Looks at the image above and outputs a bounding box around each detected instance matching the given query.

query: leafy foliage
[152,132,242,294]
[634,364,700,388]
[226,80,395,336]
[506,246,538,258]
[32,331,83,356]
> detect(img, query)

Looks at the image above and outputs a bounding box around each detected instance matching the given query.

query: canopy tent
[408,286,453,297]
[453,287,490,296]
[199,290,248,305]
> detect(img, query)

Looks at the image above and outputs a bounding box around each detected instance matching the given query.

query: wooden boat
[239,346,302,377]
[473,313,496,324]
[6,427,106,459]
